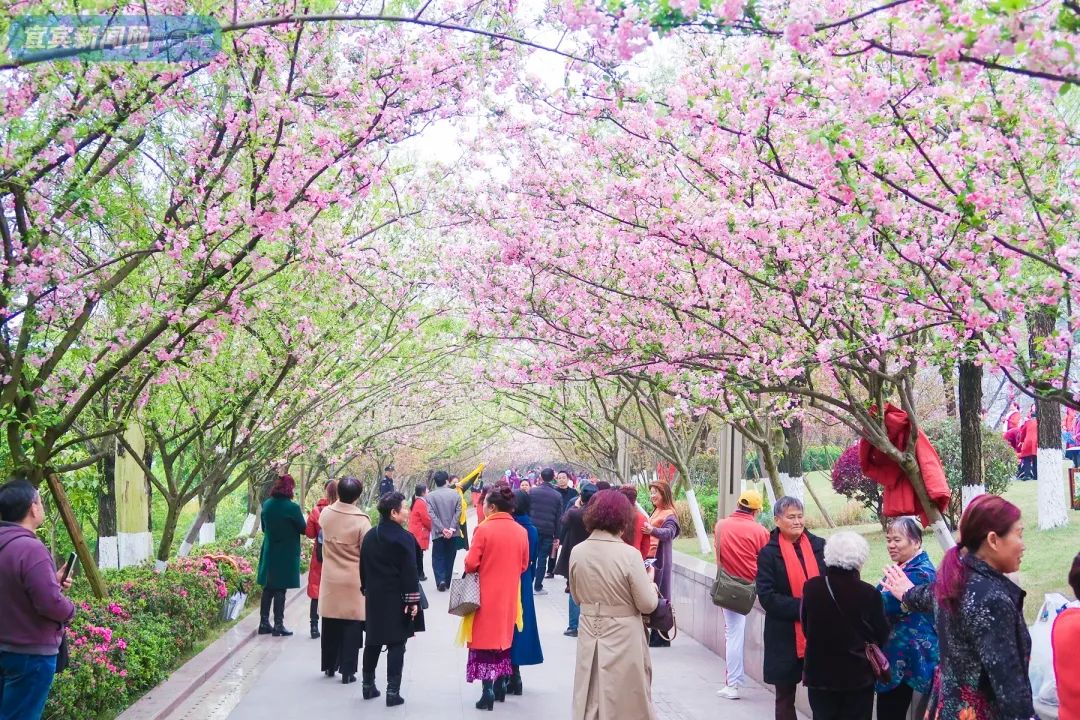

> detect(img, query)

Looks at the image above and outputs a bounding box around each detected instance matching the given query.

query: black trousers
[259,588,286,624]
[362,642,406,679]
[808,687,875,720]
[876,683,912,720]
[321,619,363,676]
[774,684,799,720]
[534,535,554,589]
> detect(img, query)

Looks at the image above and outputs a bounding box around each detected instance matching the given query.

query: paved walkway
[124,519,797,720]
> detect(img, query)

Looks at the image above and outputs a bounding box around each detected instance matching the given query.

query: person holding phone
[0,477,76,720]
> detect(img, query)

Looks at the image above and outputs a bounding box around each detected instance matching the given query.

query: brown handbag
[825,577,891,684]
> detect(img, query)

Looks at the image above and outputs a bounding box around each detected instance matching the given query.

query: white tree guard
[198,521,216,546]
[779,473,805,502]
[961,484,986,512]
[98,536,119,570]
[684,487,712,555]
[929,518,957,551]
[239,513,258,536]
[118,531,153,567]
[1037,448,1069,530]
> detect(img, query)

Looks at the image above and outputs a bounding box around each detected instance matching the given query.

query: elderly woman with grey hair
[755,496,826,720]
[800,531,889,720]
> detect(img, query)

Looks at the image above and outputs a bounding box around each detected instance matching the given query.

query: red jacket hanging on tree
[858,404,951,525]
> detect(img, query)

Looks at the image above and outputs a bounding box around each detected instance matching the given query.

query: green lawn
[676,476,1080,622]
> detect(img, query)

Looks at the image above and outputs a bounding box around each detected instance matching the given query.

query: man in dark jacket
[528,468,562,594]
[755,496,826,720]
[550,470,579,578]
[379,465,396,496]
[0,478,76,720]
[554,483,597,637]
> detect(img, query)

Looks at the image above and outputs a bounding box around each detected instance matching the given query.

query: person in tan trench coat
[317,477,372,684]
[569,489,660,720]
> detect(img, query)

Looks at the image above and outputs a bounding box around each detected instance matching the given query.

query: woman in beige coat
[569,489,660,720]
[317,477,372,684]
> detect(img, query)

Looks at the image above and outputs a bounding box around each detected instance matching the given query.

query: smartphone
[644,558,657,569]
[60,552,77,583]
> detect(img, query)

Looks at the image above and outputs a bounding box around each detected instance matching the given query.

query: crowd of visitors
[3,456,1079,720]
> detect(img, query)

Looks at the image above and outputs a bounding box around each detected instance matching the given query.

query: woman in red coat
[305,479,337,639]
[464,484,529,710]
[409,484,432,581]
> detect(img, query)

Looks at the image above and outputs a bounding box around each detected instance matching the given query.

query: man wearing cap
[713,489,769,701]
[379,466,395,497]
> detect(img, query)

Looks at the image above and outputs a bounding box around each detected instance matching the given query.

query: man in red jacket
[1020,410,1038,481]
[713,490,769,701]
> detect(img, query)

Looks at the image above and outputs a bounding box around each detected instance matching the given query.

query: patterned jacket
[876,550,939,694]
[903,553,1033,720]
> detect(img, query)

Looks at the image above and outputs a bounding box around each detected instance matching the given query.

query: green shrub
[924,419,1014,527]
[803,445,844,473]
[44,551,256,720]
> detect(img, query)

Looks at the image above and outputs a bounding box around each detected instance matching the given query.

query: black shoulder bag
[0,535,70,673]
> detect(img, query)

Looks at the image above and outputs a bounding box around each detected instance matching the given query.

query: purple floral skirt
[466,649,512,682]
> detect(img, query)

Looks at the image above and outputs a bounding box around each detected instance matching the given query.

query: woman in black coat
[360,492,425,708]
[756,497,826,720]
[801,531,889,720]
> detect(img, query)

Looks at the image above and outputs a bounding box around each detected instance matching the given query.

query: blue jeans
[431,537,458,587]
[0,651,57,720]
[568,593,580,632]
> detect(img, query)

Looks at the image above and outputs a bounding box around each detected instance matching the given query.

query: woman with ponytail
[463,482,529,710]
[883,494,1033,720]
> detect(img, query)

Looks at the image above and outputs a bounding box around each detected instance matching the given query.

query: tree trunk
[44,473,108,598]
[899,458,956,551]
[958,360,985,512]
[942,364,958,419]
[1029,306,1070,530]
[758,444,785,502]
[778,421,805,502]
[156,499,182,562]
[96,451,118,569]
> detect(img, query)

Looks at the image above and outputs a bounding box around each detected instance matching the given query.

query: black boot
[494,676,508,702]
[385,675,404,707]
[310,620,320,639]
[272,624,293,637]
[508,666,523,696]
[362,672,380,699]
[476,680,495,710]
[258,620,274,635]
[258,591,273,634]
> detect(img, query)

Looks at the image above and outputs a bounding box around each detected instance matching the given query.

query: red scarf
[778,532,820,659]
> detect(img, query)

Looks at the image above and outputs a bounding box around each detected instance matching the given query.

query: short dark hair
[1069,552,1080,599]
[584,490,633,535]
[338,476,363,504]
[0,478,37,522]
[595,481,611,491]
[540,468,555,483]
[485,483,515,513]
[433,471,449,487]
[513,489,531,516]
[555,469,569,478]
[378,491,406,520]
[887,517,924,545]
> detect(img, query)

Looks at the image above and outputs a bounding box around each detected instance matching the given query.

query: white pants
[722,607,747,687]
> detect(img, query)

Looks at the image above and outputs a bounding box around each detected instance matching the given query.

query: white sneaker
[716,686,740,700]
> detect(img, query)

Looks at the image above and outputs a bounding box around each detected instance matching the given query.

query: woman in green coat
[257,474,307,636]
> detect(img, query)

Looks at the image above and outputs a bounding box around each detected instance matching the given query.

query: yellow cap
[738,489,763,511]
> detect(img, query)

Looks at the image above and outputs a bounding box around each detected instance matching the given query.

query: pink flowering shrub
[44,552,255,720]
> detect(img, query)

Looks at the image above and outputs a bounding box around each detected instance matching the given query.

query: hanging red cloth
[858,404,951,526]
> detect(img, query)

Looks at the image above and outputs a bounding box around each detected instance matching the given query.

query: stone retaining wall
[671,549,812,716]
